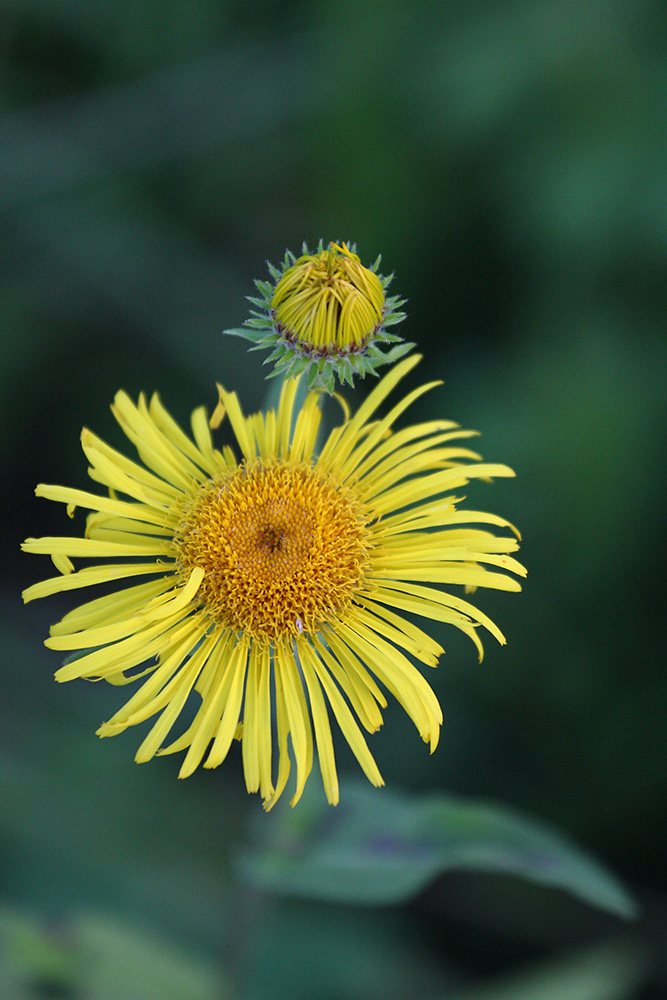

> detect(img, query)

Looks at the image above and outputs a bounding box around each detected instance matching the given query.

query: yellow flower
[22,356,525,809]
[225,241,412,392]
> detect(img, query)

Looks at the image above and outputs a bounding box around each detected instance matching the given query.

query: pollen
[271,242,385,356]
[175,463,370,641]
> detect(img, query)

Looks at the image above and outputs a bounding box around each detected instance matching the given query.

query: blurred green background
[2,1,666,997]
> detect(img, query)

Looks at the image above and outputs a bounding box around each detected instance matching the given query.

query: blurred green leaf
[74,913,227,1000]
[238,782,636,918]
[0,903,229,1000]
[244,897,461,1000]
[0,903,77,998]
[443,939,646,1000]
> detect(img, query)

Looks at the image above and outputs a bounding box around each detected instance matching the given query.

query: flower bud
[225,240,412,392]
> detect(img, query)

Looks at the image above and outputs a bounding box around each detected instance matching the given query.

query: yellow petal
[298,640,339,805]
[214,385,256,463]
[275,641,313,807]
[337,380,442,482]
[300,641,383,791]
[22,562,169,603]
[263,665,292,811]
[99,619,210,733]
[318,354,422,473]
[133,655,202,763]
[35,484,171,527]
[205,636,250,769]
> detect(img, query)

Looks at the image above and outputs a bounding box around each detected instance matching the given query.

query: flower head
[225,241,412,392]
[22,356,525,809]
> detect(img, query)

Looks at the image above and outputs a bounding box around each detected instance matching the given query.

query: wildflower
[225,241,412,392]
[22,356,524,809]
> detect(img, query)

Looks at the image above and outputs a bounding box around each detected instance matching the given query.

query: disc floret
[174,462,370,642]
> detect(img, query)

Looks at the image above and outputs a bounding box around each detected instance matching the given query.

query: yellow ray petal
[275,641,313,807]
[50,577,172,635]
[133,655,203,763]
[148,394,218,476]
[155,630,235,757]
[263,664,292,811]
[377,530,520,555]
[300,640,383,789]
[22,535,172,559]
[354,432,478,491]
[83,449,176,508]
[84,513,174,538]
[99,619,210,733]
[254,644,274,800]
[105,625,213,735]
[81,430,179,502]
[372,580,507,646]
[54,616,199,682]
[111,394,203,491]
[297,640,339,805]
[214,385,256,463]
[336,380,442,482]
[349,602,443,666]
[275,377,300,459]
[310,633,385,735]
[338,621,442,751]
[51,552,74,575]
[240,642,262,793]
[358,447,483,499]
[128,392,212,482]
[176,633,240,776]
[289,393,323,464]
[352,423,471,482]
[35,484,172,527]
[318,355,422,471]
[370,563,523,591]
[370,464,516,516]
[316,630,387,730]
[22,562,169,603]
[205,635,251,769]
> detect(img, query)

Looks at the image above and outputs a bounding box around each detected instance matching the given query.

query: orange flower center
[175,463,369,641]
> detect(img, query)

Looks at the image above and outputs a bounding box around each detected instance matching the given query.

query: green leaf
[248,339,277,352]
[0,905,229,1000]
[237,783,637,919]
[355,355,376,376]
[366,343,388,362]
[73,914,227,1000]
[444,939,646,1000]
